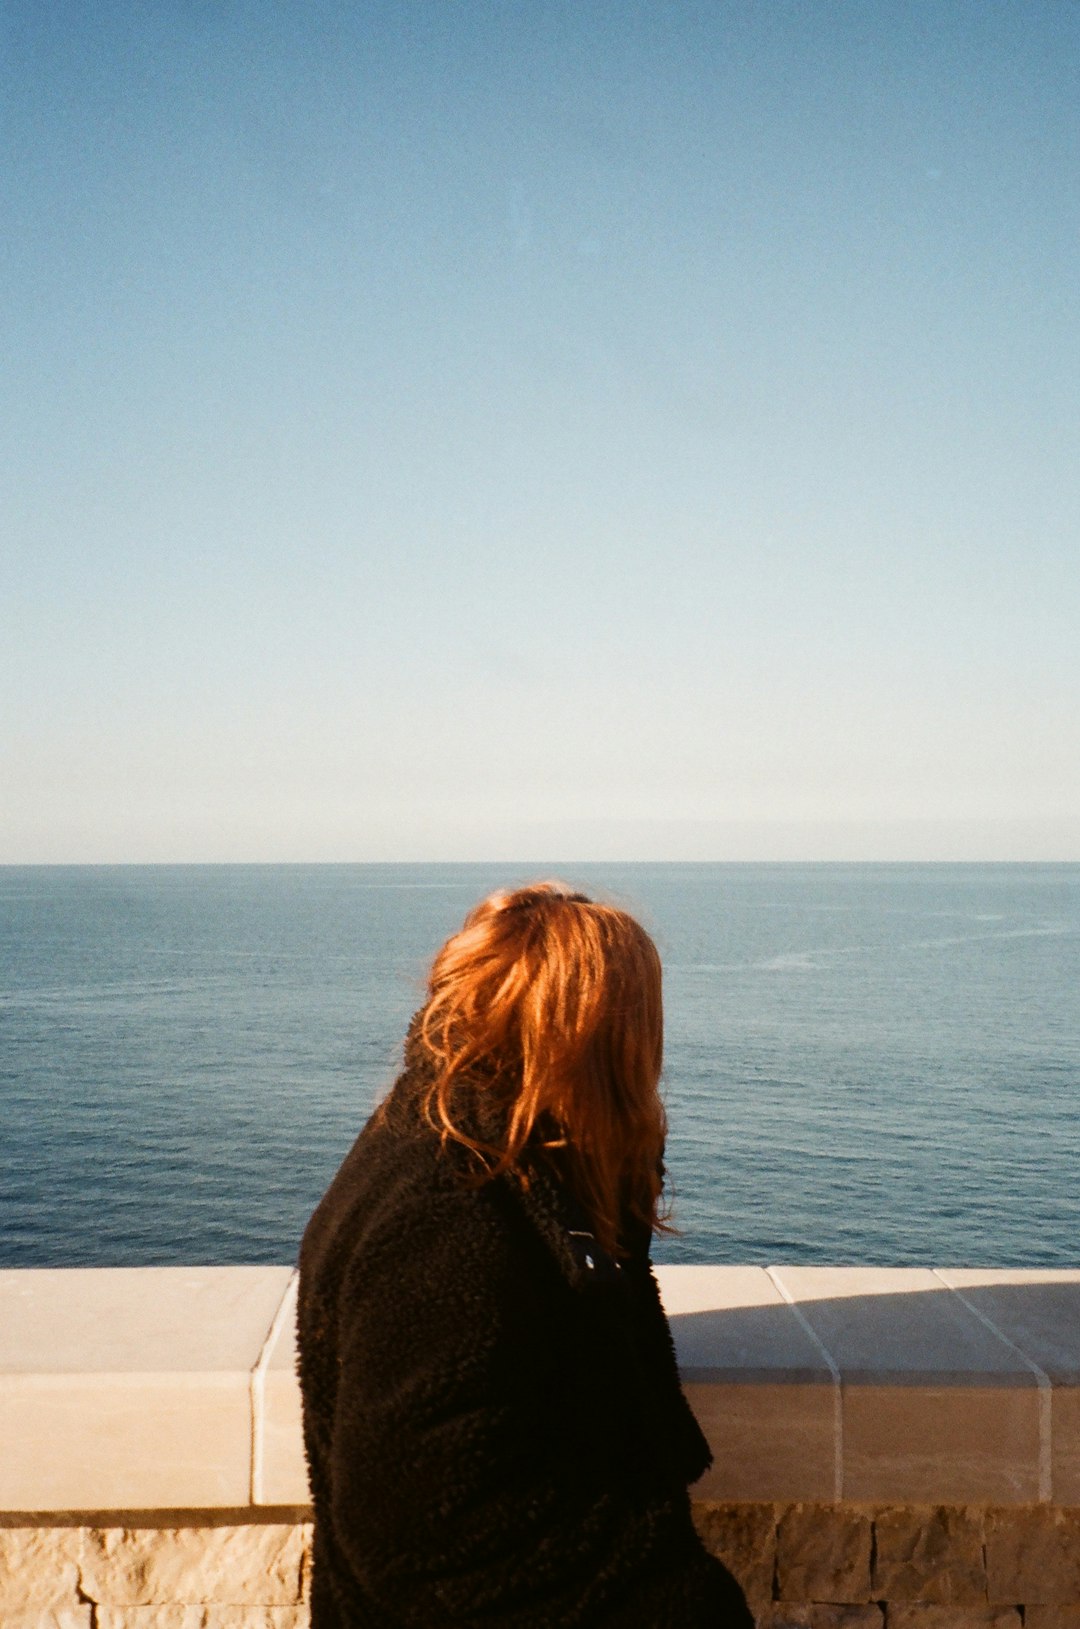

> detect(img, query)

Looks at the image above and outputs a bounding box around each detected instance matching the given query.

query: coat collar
[512,1152,627,1289]
[386,1050,630,1291]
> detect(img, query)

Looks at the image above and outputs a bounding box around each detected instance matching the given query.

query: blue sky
[4,1,1078,860]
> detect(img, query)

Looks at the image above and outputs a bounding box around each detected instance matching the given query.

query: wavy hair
[414,881,670,1257]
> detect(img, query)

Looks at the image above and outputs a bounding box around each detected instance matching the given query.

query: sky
[3,1,1078,862]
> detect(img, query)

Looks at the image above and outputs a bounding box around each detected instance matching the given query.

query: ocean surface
[2,862,1078,1269]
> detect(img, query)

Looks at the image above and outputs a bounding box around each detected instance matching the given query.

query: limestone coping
[1,1264,1078,1512]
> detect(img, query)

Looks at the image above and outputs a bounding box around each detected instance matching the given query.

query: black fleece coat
[297,1064,753,1628]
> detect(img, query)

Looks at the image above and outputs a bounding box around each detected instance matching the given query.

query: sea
[2,862,1078,1270]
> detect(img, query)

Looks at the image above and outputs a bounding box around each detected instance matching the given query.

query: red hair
[415,882,670,1257]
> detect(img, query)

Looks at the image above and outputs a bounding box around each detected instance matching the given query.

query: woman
[297,882,752,1628]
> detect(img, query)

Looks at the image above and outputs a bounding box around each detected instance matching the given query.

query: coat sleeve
[325,1171,752,1628]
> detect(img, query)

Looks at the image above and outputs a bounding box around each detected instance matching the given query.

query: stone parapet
[6,1503,1080,1624]
[0,1267,299,1511]
[3,1264,1080,1619]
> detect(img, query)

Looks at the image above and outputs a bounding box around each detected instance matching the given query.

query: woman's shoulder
[299,1066,529,1290]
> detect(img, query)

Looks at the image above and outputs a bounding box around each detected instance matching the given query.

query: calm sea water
[2,863,1078,1268]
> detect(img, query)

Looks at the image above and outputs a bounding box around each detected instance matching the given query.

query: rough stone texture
[11,1507,1080,1623]
[776,1503,872,1603]
[873,1505,987,1603]
[96,1610,310,1628]
[985,1507,1080,1604]
[0,1526,85,1614]
[692,1501,777,1612]
[4,1612,94,1629]
[81,1524,309,1606]
[885,1611,1020,1629]
[761,1607,883,1628]
[94,1609,311,1622]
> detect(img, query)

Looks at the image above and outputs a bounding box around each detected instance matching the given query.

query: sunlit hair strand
[414,881,671,1257]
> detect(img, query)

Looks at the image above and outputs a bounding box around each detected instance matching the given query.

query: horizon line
[3,856,1079,869]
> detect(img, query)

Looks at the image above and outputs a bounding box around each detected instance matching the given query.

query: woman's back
[297,885,754,1627]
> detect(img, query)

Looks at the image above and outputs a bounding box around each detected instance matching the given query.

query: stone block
[937,1272,1080,1382]
[658,1267,831,1380]
[298,1525,313,1601]
[770,1268,1041,1506]
[257,1278,310,1507]
[776,1504,871,1603]
[937,1271,1080,1504]
[1053,1384,1080,1505]
[0,1373,254,1511]
[761,1608,882,1629]
[985,1507,1080,1605]
[1026,1612,1080,1629]
[692,1502,776,1612]
[0,1268,292,1375]
[842,1384,1038,1504]
[885,1612,1020,1628]
[872,1505,986,1603]
[81,1525,306,1606]
[3,1612,94,1629]
[768,1268,1030,1380]
[0,1526,84,1614]
[684,1380,837,1503]
[95,1611,310,1628]
[0,1268,292,1510]
[659,1266,838,1504]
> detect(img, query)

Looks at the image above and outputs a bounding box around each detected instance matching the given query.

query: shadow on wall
[658,1268,1080,1504]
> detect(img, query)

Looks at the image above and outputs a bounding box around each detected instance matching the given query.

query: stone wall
[695,1500,1080,1626]
[0,1513,309,1629]
[5,1503,1080,1626]
[4,1264,1080,1623]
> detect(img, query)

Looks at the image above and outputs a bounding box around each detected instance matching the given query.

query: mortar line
[766,1265,843,1501]
[931,1268,1053,1502]
[250,1269,300,1505]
